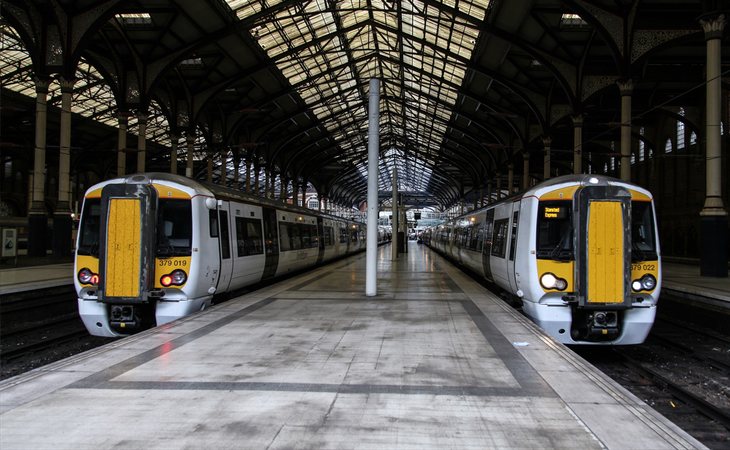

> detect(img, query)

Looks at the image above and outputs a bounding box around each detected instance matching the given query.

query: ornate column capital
[541,136,552,148]
[571,114,584,126]
[34,77,50,94]
[58,76,76,93]
[617,79,633,96]
[700,14,726,40]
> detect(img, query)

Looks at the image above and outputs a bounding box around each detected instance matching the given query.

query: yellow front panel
[106,199,141,297]
[587,201,624,303]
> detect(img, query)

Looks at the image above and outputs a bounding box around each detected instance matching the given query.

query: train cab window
[157,200,192,256]
[78,199,101,256]
[631,201,657,261]
[536,201,573,260]
[491,219,509,258]
[340,227,348,244]
[235,218,264,257]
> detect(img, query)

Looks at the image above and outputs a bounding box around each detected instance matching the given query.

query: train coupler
[109,305,141,332]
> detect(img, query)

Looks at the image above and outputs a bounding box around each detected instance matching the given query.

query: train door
[261,206,279,280]
[316,217,325,264]
[98,182,157,303]
[216,202,233,293]
[576,186,631,307]
[507,204,520,294]
[481,209,495,282]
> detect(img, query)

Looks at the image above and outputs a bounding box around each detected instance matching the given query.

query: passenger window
[491,219,509,258]
[235,217,264,257]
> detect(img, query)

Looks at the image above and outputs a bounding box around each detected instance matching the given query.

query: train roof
[85,172,365,225]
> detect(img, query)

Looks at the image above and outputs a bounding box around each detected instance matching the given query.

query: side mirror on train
[205,198,217,210]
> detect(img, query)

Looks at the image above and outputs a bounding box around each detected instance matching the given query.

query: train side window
[323,226,334,246]
[509,211,519,261]
[235,218,264,257]
[219,210,230,259]
[491,219,509,258]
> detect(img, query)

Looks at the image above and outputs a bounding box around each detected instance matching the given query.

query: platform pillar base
[700,215,728,278]
[27,213,48,257]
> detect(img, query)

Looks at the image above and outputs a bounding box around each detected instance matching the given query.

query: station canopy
[0,0,719,208]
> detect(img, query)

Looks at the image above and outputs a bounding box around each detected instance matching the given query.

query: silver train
[74,173,380,337]
[422,174,661,345]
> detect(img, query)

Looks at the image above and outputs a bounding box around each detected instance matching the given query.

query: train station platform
[0,243,705,449]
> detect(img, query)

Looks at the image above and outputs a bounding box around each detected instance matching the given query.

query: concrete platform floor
[0,243,705,449]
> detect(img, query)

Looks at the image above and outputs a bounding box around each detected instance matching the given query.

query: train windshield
[156,199,192,256]
[536,201,573,260]
[631,201,657,261]
[77,198,101,256]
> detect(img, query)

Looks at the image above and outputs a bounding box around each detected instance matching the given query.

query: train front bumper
[522,301,657,345]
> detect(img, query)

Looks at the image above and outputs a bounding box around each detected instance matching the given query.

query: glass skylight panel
[244,0,488,193]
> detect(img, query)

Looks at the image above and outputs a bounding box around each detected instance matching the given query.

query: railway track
[577,294,730,449]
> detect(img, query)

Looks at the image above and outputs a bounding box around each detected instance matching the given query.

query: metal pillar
[573,115,583,174]
[392,167,398,261]
[186,130,195,178]
[170,131,178,174]
[522,151,530,190]
[507,164,514,195]
[366,78,380,296]
[219,147,227,185]
[117,111,129,176]
[618,80,633,181]
[137,111,147,172]
[542,136,551,180]
[699,14,728,277]
[28,77,50,256]
[54,77,74,257]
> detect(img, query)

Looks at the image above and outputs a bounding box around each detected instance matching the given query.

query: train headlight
[632,274,656,292]
[78,268,99,285]
[540,273,567,291]
[160,269,187,287]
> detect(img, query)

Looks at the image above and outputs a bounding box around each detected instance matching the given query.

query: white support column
[366,79,380,296]
[391,167,398,261]
[618,80,633,181]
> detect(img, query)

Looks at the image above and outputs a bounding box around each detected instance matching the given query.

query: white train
[75,173,375,337]
[422,174,661,345]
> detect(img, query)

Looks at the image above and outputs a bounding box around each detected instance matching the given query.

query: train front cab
[76,176,211,337]
[525,179,660,345]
